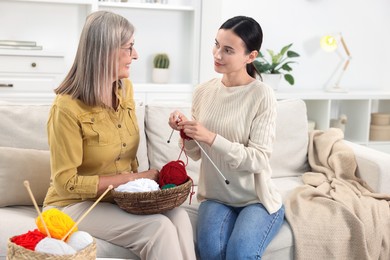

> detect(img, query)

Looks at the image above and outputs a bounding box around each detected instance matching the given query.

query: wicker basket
[112,178,193,215]
[7,238,96,260]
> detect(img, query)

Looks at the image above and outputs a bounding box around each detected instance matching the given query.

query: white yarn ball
[67,231,94,251]
[35,237,77,255]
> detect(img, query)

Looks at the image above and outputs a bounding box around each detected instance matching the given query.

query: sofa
[1,99,390,260]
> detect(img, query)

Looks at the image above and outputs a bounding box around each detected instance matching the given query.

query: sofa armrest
[344,140,390,194]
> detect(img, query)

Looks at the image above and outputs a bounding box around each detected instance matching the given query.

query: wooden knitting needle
[23,180,51,238]
[61,185,113,241]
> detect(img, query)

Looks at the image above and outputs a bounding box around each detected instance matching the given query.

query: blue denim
[196,200,285,260]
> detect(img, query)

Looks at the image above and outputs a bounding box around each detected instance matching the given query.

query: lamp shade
[320,35,338,52]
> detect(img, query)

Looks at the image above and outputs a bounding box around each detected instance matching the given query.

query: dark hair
[219,16,263,78]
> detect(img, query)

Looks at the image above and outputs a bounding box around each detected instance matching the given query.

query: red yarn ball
[11,229,46,251]
[159,160,188,187]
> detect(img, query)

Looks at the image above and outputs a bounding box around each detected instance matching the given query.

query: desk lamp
[320,33,351,92]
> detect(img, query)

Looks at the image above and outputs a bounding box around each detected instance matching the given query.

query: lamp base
[325,85,348,93]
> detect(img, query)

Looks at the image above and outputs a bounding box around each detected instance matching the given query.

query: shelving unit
[0,50,65,102]
[276,90,390,153]
[0,0,201,103]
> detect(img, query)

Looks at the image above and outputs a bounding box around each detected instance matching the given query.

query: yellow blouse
[43,79,139,207]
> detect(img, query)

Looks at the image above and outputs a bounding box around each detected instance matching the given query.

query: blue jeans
[196,200,285,260]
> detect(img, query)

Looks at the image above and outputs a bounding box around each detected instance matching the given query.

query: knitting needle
[23,180,51,238]
[167,114,180,143]
[167,114,230,185]
[167,129,174,143]
[61,185,113,241]
[193,140,230,185]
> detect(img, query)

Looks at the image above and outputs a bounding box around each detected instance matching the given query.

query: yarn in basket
[158,160,188,188]
[36,208,78,240]
[11,229,46,251]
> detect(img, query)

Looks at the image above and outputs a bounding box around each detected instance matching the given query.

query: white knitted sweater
[184,78,282,214]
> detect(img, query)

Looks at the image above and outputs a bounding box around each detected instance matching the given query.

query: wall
[199,0,390,91]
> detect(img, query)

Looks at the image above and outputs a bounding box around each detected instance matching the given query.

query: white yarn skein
[67,230,93,251]
[115,178,160,192]
[35,237,77,255]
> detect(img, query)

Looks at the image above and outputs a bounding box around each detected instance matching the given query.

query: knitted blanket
[285,128,390,260]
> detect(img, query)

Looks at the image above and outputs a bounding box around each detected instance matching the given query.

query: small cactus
[153,53,170,69]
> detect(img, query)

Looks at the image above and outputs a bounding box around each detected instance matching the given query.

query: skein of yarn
[158,160,188,188]
[36,208,78,240]
[35,237,77,255]
[11,229,46,251]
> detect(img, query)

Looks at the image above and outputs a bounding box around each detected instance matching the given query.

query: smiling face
[213,29,256,77]
[117,35,138,80]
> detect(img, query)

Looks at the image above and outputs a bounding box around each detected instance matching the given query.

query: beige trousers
[46,202,196,260]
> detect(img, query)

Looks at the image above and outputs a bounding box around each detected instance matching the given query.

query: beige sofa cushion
[0,102,51,150]
[135,103,149,172]
[270,99,310,178]
[0,147,51,206]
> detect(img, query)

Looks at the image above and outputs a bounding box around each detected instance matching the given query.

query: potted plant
[152,53,170,84]
[253,43,300,89]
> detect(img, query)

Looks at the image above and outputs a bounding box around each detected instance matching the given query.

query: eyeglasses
[121,46,133,56]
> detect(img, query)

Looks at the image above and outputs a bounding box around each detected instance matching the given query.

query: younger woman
[169,16,284,259]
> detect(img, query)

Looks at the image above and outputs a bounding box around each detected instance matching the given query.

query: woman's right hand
[137,169,159,182]
[98,169,159,194]
[168,110,188,130]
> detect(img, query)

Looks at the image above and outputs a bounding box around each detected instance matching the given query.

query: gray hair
[55,11,135,107]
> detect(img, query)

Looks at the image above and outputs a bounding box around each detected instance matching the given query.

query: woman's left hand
[178,120,216,146]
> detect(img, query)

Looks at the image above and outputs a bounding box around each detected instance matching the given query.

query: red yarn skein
[11,229,46,251]
[159,160,188,188]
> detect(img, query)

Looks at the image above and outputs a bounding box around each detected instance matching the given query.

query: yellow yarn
[36,208,78,240]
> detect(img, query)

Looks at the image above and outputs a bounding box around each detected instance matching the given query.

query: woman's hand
[178,120,216,146]
[98,169,159,195]
[137,169,159,182]
[168,110,188,130]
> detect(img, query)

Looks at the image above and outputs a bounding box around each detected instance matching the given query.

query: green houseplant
[254,43,300,86]
[152,53,170,84]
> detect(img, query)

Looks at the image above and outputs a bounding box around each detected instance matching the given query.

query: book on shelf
[0,40,37,47]
[0,45,43,50]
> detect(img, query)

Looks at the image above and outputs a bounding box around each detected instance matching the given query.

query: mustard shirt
[43,79,140,207]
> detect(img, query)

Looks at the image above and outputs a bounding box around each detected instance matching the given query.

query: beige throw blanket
[285,128,390,260]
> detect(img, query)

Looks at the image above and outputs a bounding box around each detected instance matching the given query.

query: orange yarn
[36,208,78,240]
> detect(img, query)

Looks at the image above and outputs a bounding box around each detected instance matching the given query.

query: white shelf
[133,83,193,90]
[133,83,193,103]
[98,2,194,11]
[6,0,95,5]
[276,89,390,153]
[0,49,65,57]
[276,89,390,100]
